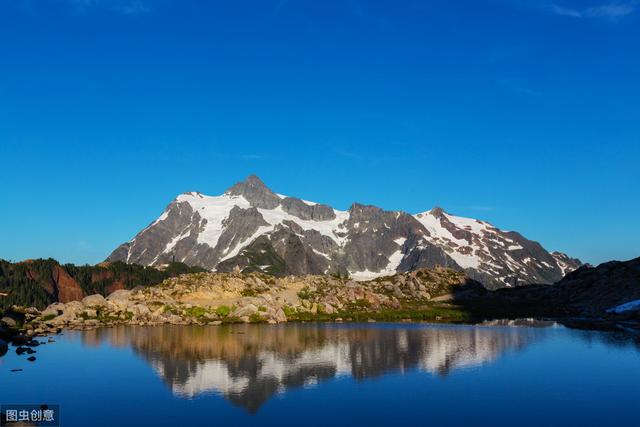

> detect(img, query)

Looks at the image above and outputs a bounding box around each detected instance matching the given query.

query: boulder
[393,286,404,298]
[0,339,7,357]
[82,294,106,307]
[167,314,183,324]
[274,308,287,323]
[0,326,14,341]
[132,304,151,317]
[231,304,258,318]
[0,316,17,328]
[41,303,65,318]
[10,334,29,346]
[107,298,134,311]
[64,301,84,315]
[49,311,76,326]
[321,303,335,314]
[106,289,132,301]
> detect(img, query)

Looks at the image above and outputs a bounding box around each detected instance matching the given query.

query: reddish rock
[52,265,85,302]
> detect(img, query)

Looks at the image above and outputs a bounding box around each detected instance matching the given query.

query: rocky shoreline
[2,265,639,352]
[2,268,485,338]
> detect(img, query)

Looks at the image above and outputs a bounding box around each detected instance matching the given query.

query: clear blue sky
[1,0,638,266]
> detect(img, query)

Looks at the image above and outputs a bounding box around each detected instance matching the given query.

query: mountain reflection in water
[81,323,548,413]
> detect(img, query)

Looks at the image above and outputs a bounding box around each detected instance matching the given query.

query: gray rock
[106,289,132,301]
[41,303,65,318]
[225,175,281,209]
[0,317,17,328]
[280,197,336,221]
[132,304,151,317]
[275,308,287,323]
[82,294,106,307]
[321,303,335,314]
[231,304,258,318]
[64,301,84,314]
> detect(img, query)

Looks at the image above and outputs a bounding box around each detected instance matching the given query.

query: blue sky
[0,0,638,266]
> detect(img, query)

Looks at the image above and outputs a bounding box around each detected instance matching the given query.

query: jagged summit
[429,206,447,218]
[226,174,271,194]
[107,176,582,289]
[225,175,281,209]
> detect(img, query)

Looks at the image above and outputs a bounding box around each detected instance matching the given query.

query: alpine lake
[2,322,639,427]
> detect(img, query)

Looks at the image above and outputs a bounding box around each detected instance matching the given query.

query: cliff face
[51,265,85,303]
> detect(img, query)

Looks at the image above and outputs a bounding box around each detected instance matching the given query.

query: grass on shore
[284,303,473,323]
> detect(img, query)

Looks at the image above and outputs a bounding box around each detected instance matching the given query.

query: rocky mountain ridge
[108,175,582,289]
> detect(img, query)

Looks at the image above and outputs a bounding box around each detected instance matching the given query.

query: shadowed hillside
[0,259,206,310]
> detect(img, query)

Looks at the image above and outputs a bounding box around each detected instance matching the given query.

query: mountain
[461,256,640,321]
[107,175,581,289]
[548,256,640,316]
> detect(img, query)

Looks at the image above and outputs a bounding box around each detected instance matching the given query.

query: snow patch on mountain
[174,192,350,261]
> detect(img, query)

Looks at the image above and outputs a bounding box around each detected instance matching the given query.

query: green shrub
[297,287,312,300]
[184,306,207,318]
[249,313,265,323]
[215,305,231,317]
[282,305,296,317]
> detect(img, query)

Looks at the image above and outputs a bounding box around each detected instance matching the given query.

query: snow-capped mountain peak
[108,175,581,289]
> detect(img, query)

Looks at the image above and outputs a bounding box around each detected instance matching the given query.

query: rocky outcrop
[280,197,336,221]
[457,257,640,323]
[225,174,281,209]
[548,257,640,316]
[23,268,485,335]
[52,265,84,303]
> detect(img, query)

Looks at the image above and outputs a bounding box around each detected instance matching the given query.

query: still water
[2,323,639,427]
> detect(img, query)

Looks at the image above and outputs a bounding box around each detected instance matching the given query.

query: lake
[1,322,639,427]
